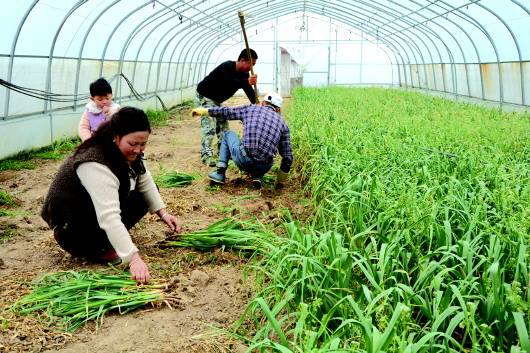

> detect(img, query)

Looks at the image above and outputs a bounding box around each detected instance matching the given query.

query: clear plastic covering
[1,1,529,156]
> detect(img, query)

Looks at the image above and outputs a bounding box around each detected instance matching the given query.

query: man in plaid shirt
[191,92,293,189]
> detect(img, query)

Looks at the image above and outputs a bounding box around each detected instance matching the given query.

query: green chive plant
[0,137,79,171]
[237,87,529,352]
[0,190,15,207]
[145,108,170,127]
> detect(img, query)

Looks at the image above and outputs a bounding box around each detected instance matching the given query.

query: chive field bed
[238,87,529,352]
[12,270,169,332]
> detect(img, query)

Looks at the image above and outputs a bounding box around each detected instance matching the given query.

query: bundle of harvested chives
[163,217,275,252]
[12,270,163,332]
[154,171,195,188]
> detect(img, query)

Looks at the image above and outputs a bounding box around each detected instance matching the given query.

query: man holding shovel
[195,49,258,167]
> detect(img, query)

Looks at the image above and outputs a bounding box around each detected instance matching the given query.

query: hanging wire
[0,79,89,103]
[0,73,168,111]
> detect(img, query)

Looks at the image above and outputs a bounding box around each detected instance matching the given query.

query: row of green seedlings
[233,87,529,352]
[0,137,79,172]
[11,217,274,332]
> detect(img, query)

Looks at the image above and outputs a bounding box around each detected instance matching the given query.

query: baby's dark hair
[237,48,258,61]
[89,78,112,97]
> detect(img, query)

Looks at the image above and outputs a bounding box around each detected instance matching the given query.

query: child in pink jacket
[78,78,121,141]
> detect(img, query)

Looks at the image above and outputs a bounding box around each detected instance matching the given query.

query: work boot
[251,177,263,190]
[208,168,226,184]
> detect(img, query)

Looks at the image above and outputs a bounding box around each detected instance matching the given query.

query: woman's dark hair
[76,107,151,176]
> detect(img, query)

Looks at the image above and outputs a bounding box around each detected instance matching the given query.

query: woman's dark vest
[41,145,132,229]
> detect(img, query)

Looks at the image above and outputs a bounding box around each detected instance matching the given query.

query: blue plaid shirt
[208,104,293,172]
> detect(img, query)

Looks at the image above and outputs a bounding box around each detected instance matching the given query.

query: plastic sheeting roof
[1,0,530,120]
[1,0,529,159]
[4,1,530,63]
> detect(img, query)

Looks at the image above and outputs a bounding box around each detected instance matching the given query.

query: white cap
[263,92,283,108]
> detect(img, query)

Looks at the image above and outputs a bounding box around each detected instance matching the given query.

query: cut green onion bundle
[164,217,275,252]
[154,171,195,188]
[12,270,163,332]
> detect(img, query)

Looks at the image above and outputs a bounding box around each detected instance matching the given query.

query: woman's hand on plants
[129,253,150,284]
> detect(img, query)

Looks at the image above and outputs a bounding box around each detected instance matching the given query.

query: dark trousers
[53,190,148,260]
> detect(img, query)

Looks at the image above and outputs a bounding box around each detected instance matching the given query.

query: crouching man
[191,92,292,189]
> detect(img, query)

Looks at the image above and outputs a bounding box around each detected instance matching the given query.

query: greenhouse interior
[0,1,529,352]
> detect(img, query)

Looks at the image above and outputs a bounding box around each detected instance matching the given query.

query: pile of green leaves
[154,170,195,188]
[163,217,275,252]
[12,271,163,332]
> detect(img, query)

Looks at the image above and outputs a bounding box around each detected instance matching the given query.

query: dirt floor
[0,98,307,353]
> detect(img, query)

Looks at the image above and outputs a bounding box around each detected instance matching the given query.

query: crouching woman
[41,107,180,283]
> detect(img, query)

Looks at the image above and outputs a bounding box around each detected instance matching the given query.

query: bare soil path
[0,98,306,353]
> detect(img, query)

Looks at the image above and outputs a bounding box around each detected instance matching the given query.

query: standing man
[195,49,258,167]
[191,92,292,190]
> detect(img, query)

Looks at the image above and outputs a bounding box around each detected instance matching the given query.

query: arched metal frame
[193,6,412,91]
[3,0,530,121]
[171,0,421,91]
[209,13,400,89]
[4,0,39,118]
[174,1,448,91]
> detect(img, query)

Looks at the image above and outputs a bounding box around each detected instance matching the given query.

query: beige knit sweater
[76,161,164,264]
